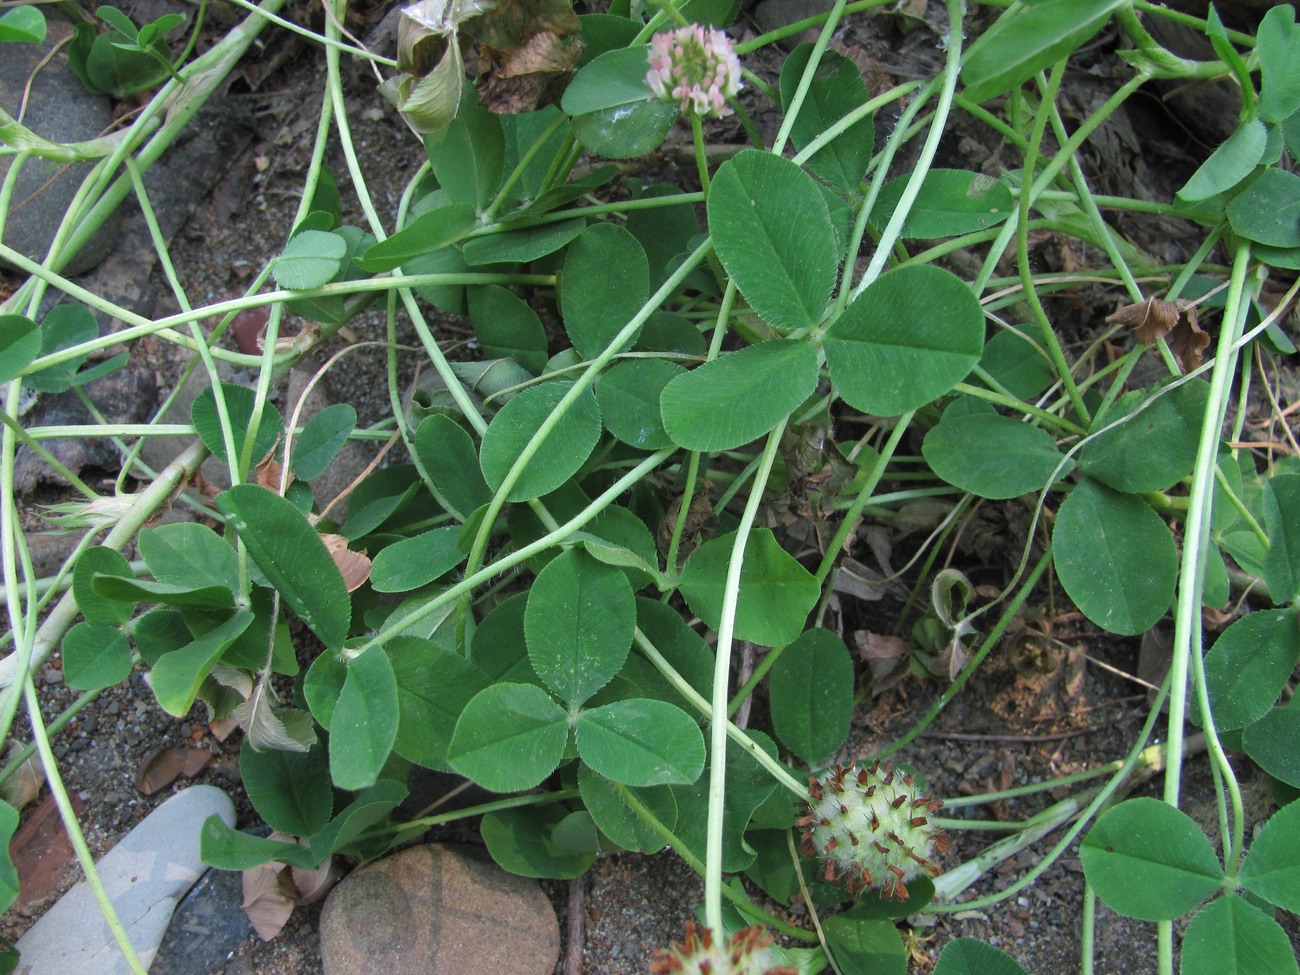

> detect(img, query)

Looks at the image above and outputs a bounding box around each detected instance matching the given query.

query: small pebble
[43,669,64,685]
[105,701,120,716]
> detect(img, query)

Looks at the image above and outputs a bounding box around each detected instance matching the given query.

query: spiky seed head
[796,761,948,900]
[649,922,796,975]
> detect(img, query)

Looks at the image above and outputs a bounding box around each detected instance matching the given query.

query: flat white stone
[15,786,235,975]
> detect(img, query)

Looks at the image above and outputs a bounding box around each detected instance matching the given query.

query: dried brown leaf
[256,457,289,492]
[320,532,372,591]
[134,746,214,796]
[242,862,295,941]
[289,858,340,905]
[1108,296,1181,344]
[0,744,44,812]
[1167,303,1210,371]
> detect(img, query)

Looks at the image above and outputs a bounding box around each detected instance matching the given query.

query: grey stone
[150,866,254,975]
[15,786,236,975]
[0,14,120,276]
[320,843,560,975]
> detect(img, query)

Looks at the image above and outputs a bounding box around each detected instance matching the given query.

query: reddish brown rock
[319,843,559,975]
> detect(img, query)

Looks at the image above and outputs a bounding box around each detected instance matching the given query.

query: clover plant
[2,1,1299,973]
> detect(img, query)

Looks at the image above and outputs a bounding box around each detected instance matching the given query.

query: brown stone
[319,843,559,975]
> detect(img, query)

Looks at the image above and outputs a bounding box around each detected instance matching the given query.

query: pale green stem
[772,0,847,156]
[24,680,147,973]
[705,422,786,932]
[850,0,965,299]
[0,441,207,693]
[633,628,808,800]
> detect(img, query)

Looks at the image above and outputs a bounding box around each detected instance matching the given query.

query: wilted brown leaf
[0,744,44,812]
[320,532,372,591]
[242,861,295,942]
[1111,296,1210,371]
[134,746,214,796]
[290,858,340,905]
[1108,296,1181,344]
[1167,303,1210,371]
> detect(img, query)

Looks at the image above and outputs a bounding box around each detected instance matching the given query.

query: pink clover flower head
[646,24,743,119]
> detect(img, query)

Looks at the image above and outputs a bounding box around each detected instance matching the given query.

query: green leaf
[1205,610,1300,731]
[308,780,407,861]
[216,485,351,648]
[0,801,17,914]
[562,44,654,115]
[1052,477,1177,636]
[370,526,466,592]
[571,95,677,159]
[151,611,254,716]
[462,218,585,266]
[1238,799,1300,913]
[661,340,819,452]
[823,264,985,416]
[1079,380,1210,493]
[0,7,47,43]
[670,731,780,872]
[923,400,1070,499]
[292,403,357,482]
[448,683,569,792]
[1180,894,1299,975]
[1178,119,1268,203]
[1080,797,1223,921]
[303,649,346,729]
[635,597,714,699]
[1226,169,1300,248]
[1262,475,1300,604]
[479,381,602,502]
[94,576,234,610]
[578,766,676,853]
[679,529,819,646]
[871,170,1013,239]
[385,636,489,771]
[425,90,503,211]
[271,230,347,290]
[574,505,665,591]
[933,938,1030,975]
[200,816,319,870]
[0,316,41,383]
[328,646,399,791]
[480,805,595,879]
[625,187,700,287]
[355,202,477,272]
[414,414,491,519]
[1243,706,1300,787]
[25,304,97,394]
[1256,5,1300,122]
[239,741,332,837]
[525,550,634,706]
[708,150,837,330]
[73,547,135,627]
[560,223,649,360]
[139,522,238,590]
[576,698,704,786]
[467,285,548,373]
[595,358,684,450]
[768,628,855,765]
[821,913,907,975]
[191,382,285,467]
[779,44,875,192]
[962,0,1129,103]
[61,622,132,691]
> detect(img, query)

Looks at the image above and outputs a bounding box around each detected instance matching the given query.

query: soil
[4,2,1298,974]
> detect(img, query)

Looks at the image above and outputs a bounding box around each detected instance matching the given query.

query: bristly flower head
[649,922,796,975]
[646,24,743,118]
[796,761,949,901]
